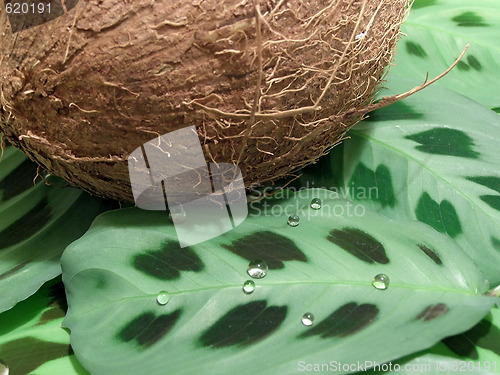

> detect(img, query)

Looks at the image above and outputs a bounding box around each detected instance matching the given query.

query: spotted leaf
[360,306,500,374]
[61,189,494,375]
[0,277,88,375]
[392,0,500,109]
[0,141,112,313]
[308,81,500,286]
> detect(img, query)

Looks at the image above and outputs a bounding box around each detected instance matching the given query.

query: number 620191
[5,2,51,14]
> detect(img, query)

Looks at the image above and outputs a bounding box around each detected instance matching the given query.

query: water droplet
[0,360,8,375]
[156,291,170,305]
[242,280,256,294]
[372,274,390,290]
[310,198,322,210]
[287,214,300,227]
[301,312,314,326]
[247,260,268,279]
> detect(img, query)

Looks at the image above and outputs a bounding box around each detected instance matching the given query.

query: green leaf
[0,144,112,313]
[61,190,495,375]
[442,311,500,360]
[359,306,500,374]
[392,0,500,109]
[0,277,89,375]
[308,80,500,286]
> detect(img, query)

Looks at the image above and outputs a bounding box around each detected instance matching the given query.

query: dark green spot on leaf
[415,193,462,238]
[132,241,203,280]
[221,231,307,269]
[93,273,109,289]
[348,163,396,208]
[375,165,396,208]
[405,128,479,159]
[0,260,30,281]
[417,244,442,265]
[456,61,470,72]
[416,303,448,321]
[366,101,424,122]
[466,177,500,211]
[327,228,389,264]
[36,282,68,325]
[299,302,379,339]
[0,338,72,374]
[443,335,479,359]
[0,159,39,201]
[452,12,488,27]
[491,237,500,251]
[443,315,500,358]
[199,301,287,348]
[0,197,52,251]
[118,310,181,348]
[467,55,483,71]
[466,176,500,194]
[411,0,438,9]
[479,195,500,212]
[406,41,427,58]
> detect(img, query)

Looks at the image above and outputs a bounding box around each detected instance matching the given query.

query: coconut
[0,0,409,202]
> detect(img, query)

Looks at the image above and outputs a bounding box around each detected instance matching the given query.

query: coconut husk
[1,0,413,201]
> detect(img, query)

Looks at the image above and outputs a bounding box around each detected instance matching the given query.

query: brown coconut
[0,0,409,202]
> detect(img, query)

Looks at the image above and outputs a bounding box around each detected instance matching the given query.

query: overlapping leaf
[0,276,89,375]
[393,0,500,109]
[359,306,500,374]
[299,80,500,287]
[62,189,495,375]
[0,143,112,313]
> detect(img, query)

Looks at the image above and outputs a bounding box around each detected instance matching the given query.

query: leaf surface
[62,190,495,375]
[0,144,112,313]
[0,277,89,375]
[360,306,500,374]
[393,0,500,108]
[299,80,500,286]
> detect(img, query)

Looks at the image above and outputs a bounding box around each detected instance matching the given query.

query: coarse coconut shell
[0,0,409,202]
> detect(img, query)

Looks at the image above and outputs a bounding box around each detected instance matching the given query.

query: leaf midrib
[66,268,481,317]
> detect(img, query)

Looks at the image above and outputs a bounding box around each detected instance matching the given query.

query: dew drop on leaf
[287,214,300,227]
[372,274,390,290]
[242,280,256,294]
[156,291,171,305]
[310,198,322,210]
[247,260,268,279]
[301,312,314,326]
